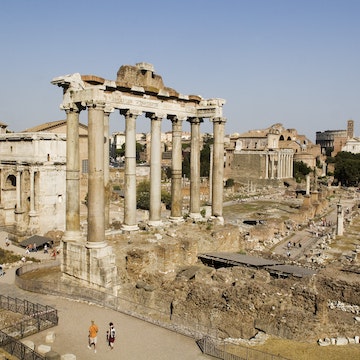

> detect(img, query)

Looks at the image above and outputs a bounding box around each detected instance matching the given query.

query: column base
[86,241,107,249]
[189,212,202,221]
[148,220,162,227]
[210,216,224,225]
[169,216,184,223]
[121,224,139,232]
[61,241,117,291]
[62,230,84,243]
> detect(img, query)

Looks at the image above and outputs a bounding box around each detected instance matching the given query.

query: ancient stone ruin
[52,63,226,290]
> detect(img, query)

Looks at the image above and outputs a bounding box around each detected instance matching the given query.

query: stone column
[15,166,26,232]
[63,106,82,242]
[147,112,163,226]
[322,162,326,177]
[209,144,213,204]
[336,203,344,236]
[29,168,35,214]
[87,102,106,247]
[28,167,39,232]
[265,153,269,179]
[15,167,23,213]
[212,117,226,221]
[121,109,141,231]
[277,153,281,178]
[306,174,310,195]
[270,155,275,179]
[104,109,112,230]
[168,115,184,221]
[188,117,202,219]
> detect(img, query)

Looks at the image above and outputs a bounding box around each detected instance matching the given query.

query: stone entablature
[52,63,225,120]
[0,133,66,163]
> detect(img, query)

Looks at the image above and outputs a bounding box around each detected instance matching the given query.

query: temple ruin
[52,62,226,289]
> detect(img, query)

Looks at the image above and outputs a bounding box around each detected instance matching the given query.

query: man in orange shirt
[88,320,99,353]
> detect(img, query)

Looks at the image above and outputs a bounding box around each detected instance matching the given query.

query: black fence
[0,295,58,360]
[197,336,290,360]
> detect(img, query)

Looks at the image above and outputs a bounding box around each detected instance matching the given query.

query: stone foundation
[61,241,118,293]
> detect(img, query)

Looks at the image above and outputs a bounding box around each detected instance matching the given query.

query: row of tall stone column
[264,151,293,179]
[63,103,226,245]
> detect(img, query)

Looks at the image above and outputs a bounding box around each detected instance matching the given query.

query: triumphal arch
[52,62,226,290]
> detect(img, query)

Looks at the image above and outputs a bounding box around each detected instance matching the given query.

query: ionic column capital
[120,109,142,119]
[145,112,166,120]
[211,116,227,124]
[85,100,106,110]
[104,106,114,115]
[167,114,187,123]
[63,103,85,113]
[187,117,203,125]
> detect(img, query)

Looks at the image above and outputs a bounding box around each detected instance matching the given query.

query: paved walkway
[272,198,356,260]
[0,235,209,360]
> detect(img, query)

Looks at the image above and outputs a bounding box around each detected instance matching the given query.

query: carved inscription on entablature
[197,107,223,118]
[109,93,197,117]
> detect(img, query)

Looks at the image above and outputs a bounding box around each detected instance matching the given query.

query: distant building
[316,120,354,156]
[340,120,360,154]
[341,137,360,154]
[0,120,88,240]
[225,123,322,184]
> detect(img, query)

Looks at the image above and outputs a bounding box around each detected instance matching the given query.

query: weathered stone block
[37,344,51,354]
[318,338,331,346]
[46,330,56,343]
[336,337,348,345]
[21,339,35,350]
[61,354,77,360]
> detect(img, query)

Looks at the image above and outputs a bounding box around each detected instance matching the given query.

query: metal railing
[0,295,58,360]
[0,330,45,360]
[197,336,291,360]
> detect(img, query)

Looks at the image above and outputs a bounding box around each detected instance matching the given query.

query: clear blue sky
[1,0,359,141]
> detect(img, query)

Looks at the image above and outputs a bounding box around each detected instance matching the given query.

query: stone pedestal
[311,191,318,203]
[15,210,27,233]
[303,195,311,207]
[61,241,117,291]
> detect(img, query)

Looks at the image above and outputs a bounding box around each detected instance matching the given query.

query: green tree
[136,180,172,210]
[182,152,190,179]
[137,180,150,210]
[200,135,213,177]
[293,161,312,182]
[334,151,360,186]
[182,135,213,179]
[225,178,235,188]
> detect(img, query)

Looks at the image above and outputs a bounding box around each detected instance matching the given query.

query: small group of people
[88,320,116,353]
[25,243,37,254]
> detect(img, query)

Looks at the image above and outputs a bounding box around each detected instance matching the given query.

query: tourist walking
[106,322,116,350]
[88,320,99,353]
